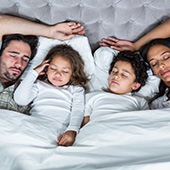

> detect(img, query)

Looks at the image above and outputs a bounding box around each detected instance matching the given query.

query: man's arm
[100,19,170,51]
[0,15,85,41]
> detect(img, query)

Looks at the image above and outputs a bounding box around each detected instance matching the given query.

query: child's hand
[81,116,90,127]
[57,130,76,146]
[34,60,49,75]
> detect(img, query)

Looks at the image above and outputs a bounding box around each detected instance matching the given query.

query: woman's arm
[134,19,170,50]
[100,19,170,51]
[0,15,85,41]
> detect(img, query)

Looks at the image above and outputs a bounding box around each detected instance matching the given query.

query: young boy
[82,51,149,126]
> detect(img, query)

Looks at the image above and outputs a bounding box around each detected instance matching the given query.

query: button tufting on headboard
[0,0,169,51]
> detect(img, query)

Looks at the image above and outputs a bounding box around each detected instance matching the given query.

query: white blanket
[1,108,170,170]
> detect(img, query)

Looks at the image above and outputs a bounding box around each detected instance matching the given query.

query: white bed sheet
[0,108,170,170]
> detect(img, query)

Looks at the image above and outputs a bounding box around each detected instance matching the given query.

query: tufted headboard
[0,0,170,51]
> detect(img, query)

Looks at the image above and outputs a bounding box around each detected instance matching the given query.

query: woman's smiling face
[147,44,170,87]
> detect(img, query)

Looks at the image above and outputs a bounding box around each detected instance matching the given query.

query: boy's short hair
[109,50,148,91]
[0,33,38,60]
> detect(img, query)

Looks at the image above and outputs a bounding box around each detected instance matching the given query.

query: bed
[0,0,170,170]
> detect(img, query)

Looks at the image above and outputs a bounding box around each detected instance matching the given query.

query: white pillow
[89,46,160,100]
[88,46,118,91]
[23,35,95,78]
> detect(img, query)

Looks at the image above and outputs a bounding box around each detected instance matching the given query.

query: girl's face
[147,44,170,87]
[108,61,140,94]
[46,56,73,87]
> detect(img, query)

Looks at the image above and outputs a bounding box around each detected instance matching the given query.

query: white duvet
[1,108,170,170]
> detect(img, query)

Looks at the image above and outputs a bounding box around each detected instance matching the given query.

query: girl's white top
[14,70,85,133]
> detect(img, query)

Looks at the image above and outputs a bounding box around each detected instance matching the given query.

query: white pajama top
[14,70,85,133]
[85,91,149,120]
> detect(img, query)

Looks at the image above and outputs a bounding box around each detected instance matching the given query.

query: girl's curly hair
[38,44,89,90]
[109,50,148,92]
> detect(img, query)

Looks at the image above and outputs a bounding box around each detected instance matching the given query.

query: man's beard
[0,60,23,83]
[4,70,20,81]
[0,67,22,82]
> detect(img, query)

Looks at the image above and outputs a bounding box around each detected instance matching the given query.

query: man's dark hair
[109,50,148,92]
[0,33,38,60]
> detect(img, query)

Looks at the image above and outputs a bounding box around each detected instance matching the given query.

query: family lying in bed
[0,15,170,147]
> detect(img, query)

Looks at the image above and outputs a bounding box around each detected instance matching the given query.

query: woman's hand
[100,36,136,52]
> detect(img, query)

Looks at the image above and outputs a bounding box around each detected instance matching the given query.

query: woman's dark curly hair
[139,37,170,102]
[109,50,148,92]
[38,44,89,90]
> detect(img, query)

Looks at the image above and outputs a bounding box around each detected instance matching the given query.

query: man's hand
[49,22,85,41]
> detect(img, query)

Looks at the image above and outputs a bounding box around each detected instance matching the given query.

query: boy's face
[108,61,141,94]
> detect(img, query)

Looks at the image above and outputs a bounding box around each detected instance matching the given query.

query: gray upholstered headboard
[0,0,170,51]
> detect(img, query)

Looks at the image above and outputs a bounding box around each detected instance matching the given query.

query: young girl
[14,44,89,146]
[82,51,149,126]
[141,38,170,109]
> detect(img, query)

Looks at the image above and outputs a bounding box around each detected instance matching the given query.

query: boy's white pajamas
[85,91,149,120]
